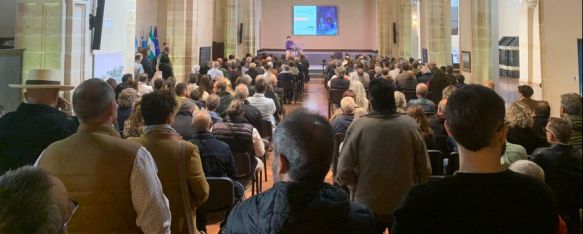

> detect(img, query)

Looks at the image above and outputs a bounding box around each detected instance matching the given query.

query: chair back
[446,152,459,175]
[404,90,417,102]
[198,177,234,213]
[427,150,444,175]
[232,152,253,179]
[257,119,273,142]
[332,133,346,178]
[329,89,345,105]
[278,79,294,92]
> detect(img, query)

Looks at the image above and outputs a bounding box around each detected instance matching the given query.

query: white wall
[0,0,17,38]
[540,0,582,116]
[197,0,214,48]
[260,0,377,50]
[497,0,520,39]
[135,0,158,40]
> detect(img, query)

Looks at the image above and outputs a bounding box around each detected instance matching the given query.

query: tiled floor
[204,77,531,233]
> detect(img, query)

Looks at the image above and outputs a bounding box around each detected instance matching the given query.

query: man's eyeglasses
[59,199,79,234]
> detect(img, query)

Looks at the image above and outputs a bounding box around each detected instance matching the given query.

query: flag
[147,27,156,61]
[141,33,147,49]
[154,26,160,56]
[135,36,138,50]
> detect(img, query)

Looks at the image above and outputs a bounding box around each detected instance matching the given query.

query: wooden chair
[446,152,459,175]
[277,80,295,104]
[427,150,444,175]
[257,120,273,182]
[198,177,235,225]
[328,89,345,119]
[232,152,261,195]
[332,133,346,180]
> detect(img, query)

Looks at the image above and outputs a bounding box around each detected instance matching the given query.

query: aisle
[205,78,332,233]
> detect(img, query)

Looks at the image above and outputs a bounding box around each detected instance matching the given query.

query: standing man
[36,79,171,233]
[0,69,78,174]
[336,78,431,233]
[391,85,558,234]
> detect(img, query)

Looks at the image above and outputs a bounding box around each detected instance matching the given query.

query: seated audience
[234,84,263,130]
[137,73,153,96]
[213,99,265,172]
[248,77,277,127]
[0,166,70,234]
[0,69,78,174]
[213,78,234,117]
[532,117,582,233]
[189,89,206,110]
[407,83,436,115]
[172,101,198,140]
[331,97,357,134]
[206,94,223,124]
[116,88,138,133]
[122,100,145,138]
[197,75,212,102]
[328,66,351,90]
[222,110,375,233]
[392,84,558,234]
[396,71,418,93]
[506,102,542,154]
[129,91,209,234]
[336,78,430,233]
[349,79,369,109]
[394,91,407,114]
[500,141,528,169]
[187,73,199,93]
[406,106,436,149]
[417,66,432,84]
[36,78,171,233]
[349,65,371,89]
[560,93,582,151]
[533,101,551,138]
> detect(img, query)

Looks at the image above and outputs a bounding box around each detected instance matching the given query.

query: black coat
[141,57,155,78]
[0,104,78,174]
[171,113,195,140]
[222,181,375,234]
[243,101,263,130]
[158,62,174,80]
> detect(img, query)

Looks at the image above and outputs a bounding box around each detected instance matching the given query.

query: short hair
[121,73,133,83]
[518,85,534,98]
[214,78,228,92]
[227,99,245,118]
[340,97,356,114]
[189,89,202,101]
[175,83,187,97]
[560,93,582,115]
[117,88,138,109]
[235,75,252,86]
[255,77,267,93]
[394,91,407,113]
[192,111,212,133]
[249,63,257,69]
[416,83,429,97]
[273,109,334,182]
[534,101,551,118]
[369,77,396,112]
[437,99,447,116]
[336,66,346,76]
[0,166,62,234]
[506,102,533,128]
[141,91,177,125]
[281,64,290,71]
[206,94,221,111]
[165,77,176,90]
[153,78,165,91]
[73,78,115,121]
[446,85,505,151]
[138,73,148,83]
[546,117,572,144]
[188,73,199,84]
[235,84,249,100]
[135,53,143,61]
[509,160,545,181]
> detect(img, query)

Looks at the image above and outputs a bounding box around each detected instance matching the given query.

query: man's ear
[277,154,289,175]
[496,123,508,144]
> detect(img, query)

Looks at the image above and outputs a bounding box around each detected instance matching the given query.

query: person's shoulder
[503,170,554,195]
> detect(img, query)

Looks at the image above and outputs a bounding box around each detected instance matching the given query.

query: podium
[0,49,24,114]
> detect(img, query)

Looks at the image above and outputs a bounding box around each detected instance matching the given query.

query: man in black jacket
[222,110,374,234]
[140,49,154,79]
[0,69,78,174]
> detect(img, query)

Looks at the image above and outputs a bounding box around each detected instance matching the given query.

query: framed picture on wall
[462,51,471,72]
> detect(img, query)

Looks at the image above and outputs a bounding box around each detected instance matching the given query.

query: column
[15,0,65,82]
[470,0,497,85]
[224,0,237,58]
[377,0,398,57]
[166,0,200,82]
[398,0,412,58]
[519,0,540,84]
[420,0,451,65]
[125,0,137,75]
[241,0,257,56]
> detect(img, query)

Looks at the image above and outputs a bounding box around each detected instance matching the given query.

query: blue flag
[154,26,160,56]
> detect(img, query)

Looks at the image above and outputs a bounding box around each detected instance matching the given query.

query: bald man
[189,111,243,232]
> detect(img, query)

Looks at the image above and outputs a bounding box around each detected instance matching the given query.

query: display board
[293,5,337,36]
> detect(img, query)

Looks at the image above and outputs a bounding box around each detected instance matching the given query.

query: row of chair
[428,150,459,175]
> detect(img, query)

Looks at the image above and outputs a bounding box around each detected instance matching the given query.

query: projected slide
[293,6,338,36]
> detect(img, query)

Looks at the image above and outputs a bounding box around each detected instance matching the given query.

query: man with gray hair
[532,117,582,232]
[0,166,70,234]
[560,93,582,151]
[36,78,171,234]
[248,77,277,127]
[207,61,224,80]
[407,83,436,115]
[222,109,374,233]
[331,97,357,135]
[234,84,263,130]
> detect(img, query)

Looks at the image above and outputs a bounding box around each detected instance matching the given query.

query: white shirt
[207,68,224,80]
[252,127,265,157]
[138,82,154,96]
[248,93,277,127]
[35,147,172,234]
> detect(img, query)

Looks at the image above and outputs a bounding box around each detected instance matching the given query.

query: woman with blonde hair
[506,102,543,154]
[394,91,407,113]
[406,106,435,148]
[123,100,145,138]
[349,79,369,109]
